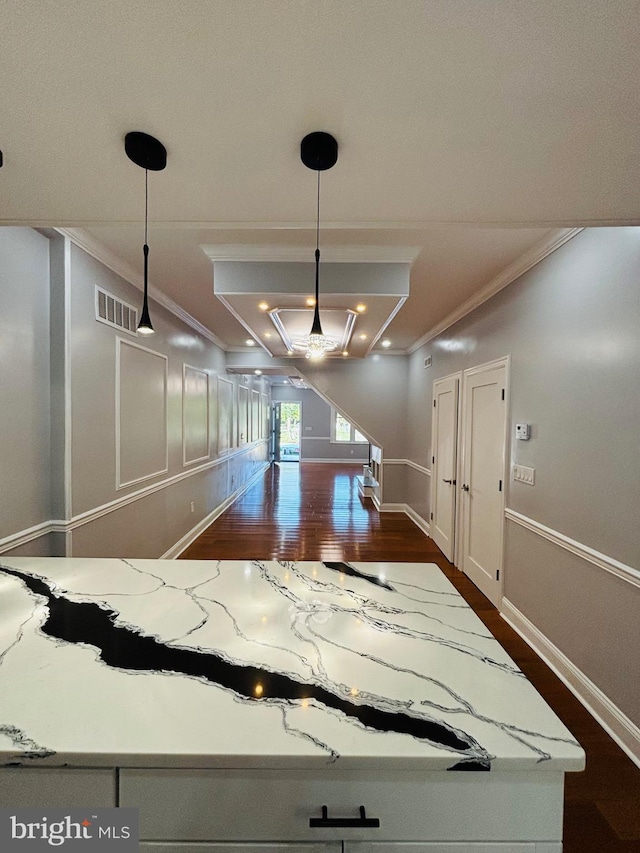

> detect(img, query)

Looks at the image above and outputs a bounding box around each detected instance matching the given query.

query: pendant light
[300,131,339,360]
[124,131,167,335]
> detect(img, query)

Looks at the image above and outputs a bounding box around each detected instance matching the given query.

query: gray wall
[65,242,269,557]
[408,227,640,725]
[271,385,369,463]
[0,228,52,549]
[0,229,270,558]
[225,352,408,458]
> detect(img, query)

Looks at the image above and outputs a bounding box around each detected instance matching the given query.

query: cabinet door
[0,768,116,807]
[140,845,340,853]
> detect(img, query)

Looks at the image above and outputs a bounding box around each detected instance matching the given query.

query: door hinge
[430,512,433,520]
[499,479,503,491]
[433,399,436,407]
[501,388,505,400]
[496,569,500,581]
[432,455,435,464]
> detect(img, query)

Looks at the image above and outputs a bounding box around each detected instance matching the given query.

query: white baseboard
[501,598,640,769]
[378,502,430,537]
[161,464,269,559]
[404,504,431,537]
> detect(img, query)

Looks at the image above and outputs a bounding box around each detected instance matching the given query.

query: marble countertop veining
[0,558,585,772]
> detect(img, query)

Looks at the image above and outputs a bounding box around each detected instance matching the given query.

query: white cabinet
[0,768,116,807]
[343,844,560,852]
[139,846,340,852]
[119,768,564,847]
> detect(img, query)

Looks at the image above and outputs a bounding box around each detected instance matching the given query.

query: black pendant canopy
[125,132,167,172]
[300,132,338,172]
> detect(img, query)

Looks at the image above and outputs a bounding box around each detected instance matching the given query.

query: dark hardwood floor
[181,462,640,851]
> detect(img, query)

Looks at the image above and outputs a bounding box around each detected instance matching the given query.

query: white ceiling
[1,1,639,352]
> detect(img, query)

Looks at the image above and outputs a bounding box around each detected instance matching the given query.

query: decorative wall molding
[56,228,227,350]
[182,363,210,466]
[0,443,270,556]
[384,458,432,476]
[0,521,57,554]
[161,463,270,559]
[115,337,169,490]
[505,508,640,589]
[408,228,584,354]
[71,443,268,531]
[502,598,640,770]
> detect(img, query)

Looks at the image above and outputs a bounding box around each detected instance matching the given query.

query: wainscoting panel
[116,339,168,489]
[183,364,210,466]
[217,377,233,455]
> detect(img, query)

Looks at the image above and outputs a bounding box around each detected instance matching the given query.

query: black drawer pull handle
[309,805,380,828]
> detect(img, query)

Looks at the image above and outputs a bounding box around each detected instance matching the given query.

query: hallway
[182,461,438,562]
[182,462,640,852]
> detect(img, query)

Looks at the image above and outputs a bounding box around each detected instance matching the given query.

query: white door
[430,374,460,562]
[459,359,508,606]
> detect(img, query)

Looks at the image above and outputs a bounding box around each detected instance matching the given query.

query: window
[331,409,367,443]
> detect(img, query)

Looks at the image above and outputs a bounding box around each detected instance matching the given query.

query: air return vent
[95,286,138,335]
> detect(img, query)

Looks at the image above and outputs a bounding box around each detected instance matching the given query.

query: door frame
[430,370,462,565]
[455,355,510,602]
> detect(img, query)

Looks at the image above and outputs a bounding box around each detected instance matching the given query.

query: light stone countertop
[0,558,585,773]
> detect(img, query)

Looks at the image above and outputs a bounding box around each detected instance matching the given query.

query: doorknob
[461,484,470,491]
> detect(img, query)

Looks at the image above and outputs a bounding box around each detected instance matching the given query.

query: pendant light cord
[144,168,149,248]
[315,169,320,303]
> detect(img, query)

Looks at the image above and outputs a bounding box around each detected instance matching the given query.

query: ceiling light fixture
[356,303,367,313]
[294,131,339,361]
[305,297,316,307]
[258,301,269,311]
[124,132,167,335]
[245,339,256,347]
[381,339,392,348]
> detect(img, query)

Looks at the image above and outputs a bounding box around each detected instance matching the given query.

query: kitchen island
[0,558,584,851]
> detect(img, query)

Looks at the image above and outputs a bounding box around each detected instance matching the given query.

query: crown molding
[201,244,422,264]
[56,227,228,351]
[408,227,584,354]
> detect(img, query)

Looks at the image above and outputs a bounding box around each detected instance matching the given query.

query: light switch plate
[513,464,535,485]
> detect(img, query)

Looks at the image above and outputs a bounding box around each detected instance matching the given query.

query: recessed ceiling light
[254,370,262,376]
[342,351,349,356]
[306,297,316,307]
[246,339,256,346]
[264,333,272,339]
[381,339,392,348]
[356,303,366,313]
[258,301,269,311]
[287,349,294,355]
[359,333,368,340]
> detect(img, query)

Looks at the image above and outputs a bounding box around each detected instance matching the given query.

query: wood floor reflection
[181,462,640,852]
